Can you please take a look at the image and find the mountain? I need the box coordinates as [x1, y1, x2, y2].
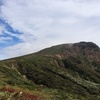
[0, 41, 100, 100]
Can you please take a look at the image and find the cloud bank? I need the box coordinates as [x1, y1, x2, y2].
[0, 0, 100, 59]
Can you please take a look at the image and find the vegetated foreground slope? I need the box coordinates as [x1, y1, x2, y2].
[0, 41, 100, 100]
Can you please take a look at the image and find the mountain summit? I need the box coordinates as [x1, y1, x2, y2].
[73, 41, 99, 49]
[0, 41, 100, 100]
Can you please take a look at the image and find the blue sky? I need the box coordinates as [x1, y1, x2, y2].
[0, 0, 100, 60]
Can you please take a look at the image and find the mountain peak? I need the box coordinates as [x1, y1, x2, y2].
[73, 41, 99, 49]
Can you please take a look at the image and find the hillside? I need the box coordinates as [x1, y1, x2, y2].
[0, 41, 100, 100]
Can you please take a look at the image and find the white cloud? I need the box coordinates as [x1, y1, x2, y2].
[0, 24, 13, 42]
[0, 0, 100, 59]
[0, 36, 12, 43]
[0, 24, 5, 34]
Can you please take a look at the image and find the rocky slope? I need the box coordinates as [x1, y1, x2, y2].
[0, 41, 100, 99]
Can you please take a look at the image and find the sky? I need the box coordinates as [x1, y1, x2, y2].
[0, 0, 100, 60]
